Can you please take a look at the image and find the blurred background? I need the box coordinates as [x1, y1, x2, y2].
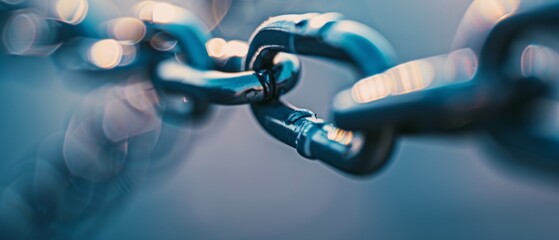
[2, 0, 559, 239]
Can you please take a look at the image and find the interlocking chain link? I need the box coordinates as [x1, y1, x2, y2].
[2, 1, 559, 238]
[333, 2, 559, 161]
[244, 13, 397, 175]
[1, 0, 558, 177]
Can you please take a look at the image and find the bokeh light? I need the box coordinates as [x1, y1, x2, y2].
[109, 17, 146, 44]
[521, 44, 559, 81]
[55, 0, 88, 25]
[88, 39, 123, 69]
[206, 38, 248, 58]
[224, 40, 248, 57]
[118, 43, 138, 67]
[150, 32, 178, 51]
[135, 1, 179, 24]
[135, 1, 157, 21]
[2, 11, 61, 56]
[152, 2, 177, 24]
[206, 38, 227, 58]
[3, 12, 40, 55]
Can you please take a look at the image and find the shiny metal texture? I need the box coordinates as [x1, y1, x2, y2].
[0, 0, 558, 179]
[329, 2, 559, 167]
[4, 0, 559, 238]
[331, 3, 557, 135]
[245, 13, 397, 175]
[244, 12, 397, 76]
[138, 3, 212, 69]
[155, 52, 300, 105]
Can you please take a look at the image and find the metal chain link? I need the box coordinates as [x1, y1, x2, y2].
[1, 0, 558, 177]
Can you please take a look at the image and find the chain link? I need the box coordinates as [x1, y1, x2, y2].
[2, 1, 559, 237]
[244, 13, 397, 174]
[1, 0, 558, 177]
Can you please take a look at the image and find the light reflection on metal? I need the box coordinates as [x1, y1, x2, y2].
[389, 60, 435, 95]
[351, 59, 435, 103]
[308, 13, 342, 29]
[521, 44, 559, 81]
[155, 52, 300, 105]
[350, 49, 478, 104]
[206, 38, 248, 58]
[324, 125, 354, 145]
[55, 0, 88, 25]
[351, 74, 392, 103]
[246, 13, 396, 175]
[134, 0, 213, 70]
[88, 39, 123, 69]
[224, 40, 248, 57]
[478, 0, 520, 23]
[443, 48, 478, 83]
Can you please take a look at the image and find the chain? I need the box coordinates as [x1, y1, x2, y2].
[333, 2, 559, 161]
[1, 0, 559, 177]
[2, 0, 559, 238]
